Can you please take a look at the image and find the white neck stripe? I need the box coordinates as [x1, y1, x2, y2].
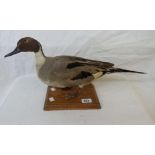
[35, 48, 46, 70]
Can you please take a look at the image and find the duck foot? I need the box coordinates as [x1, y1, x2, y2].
[61, 87, 79, 99]
[65, 92, 79, 99]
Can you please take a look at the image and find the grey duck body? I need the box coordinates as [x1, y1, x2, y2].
[37, 55, 113, 88]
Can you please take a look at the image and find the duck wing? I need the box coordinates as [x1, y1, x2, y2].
[60, 55, 114, 69]
[54, 56, 114, 82]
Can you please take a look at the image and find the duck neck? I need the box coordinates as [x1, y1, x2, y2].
[35, 47, 46, 70]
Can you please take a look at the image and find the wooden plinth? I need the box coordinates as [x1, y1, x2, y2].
[44, 84, 101, 110]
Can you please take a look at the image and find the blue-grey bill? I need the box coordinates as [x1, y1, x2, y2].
[4, 48, 21, 58]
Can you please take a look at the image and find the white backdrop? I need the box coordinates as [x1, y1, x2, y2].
[0, 30, 155, 124]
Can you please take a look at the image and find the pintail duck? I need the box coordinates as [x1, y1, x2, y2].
[4, 37, 145, 89]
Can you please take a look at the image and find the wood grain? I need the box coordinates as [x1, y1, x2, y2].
[44, 84, 101, 110]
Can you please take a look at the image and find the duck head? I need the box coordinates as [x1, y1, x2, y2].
[4, 37, 41, 58]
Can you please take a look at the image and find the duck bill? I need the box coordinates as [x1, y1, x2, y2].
[4, 48, 21, 58]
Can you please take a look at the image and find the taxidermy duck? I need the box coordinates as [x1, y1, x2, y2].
[4, 37, 145, 93]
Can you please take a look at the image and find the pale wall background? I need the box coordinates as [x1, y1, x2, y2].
[0, 30, 155, 124]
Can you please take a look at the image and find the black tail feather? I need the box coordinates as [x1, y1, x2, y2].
[106, 68, 146, 74]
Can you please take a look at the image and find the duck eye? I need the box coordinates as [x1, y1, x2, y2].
[24, 39, 30, 43]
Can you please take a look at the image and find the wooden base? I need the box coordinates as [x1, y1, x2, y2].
[44, 84, 101, 110]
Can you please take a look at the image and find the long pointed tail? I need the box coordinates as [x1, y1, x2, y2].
[106, 68, 146, 74]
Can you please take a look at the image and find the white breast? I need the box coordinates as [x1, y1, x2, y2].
[35, 49, 46, 71]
